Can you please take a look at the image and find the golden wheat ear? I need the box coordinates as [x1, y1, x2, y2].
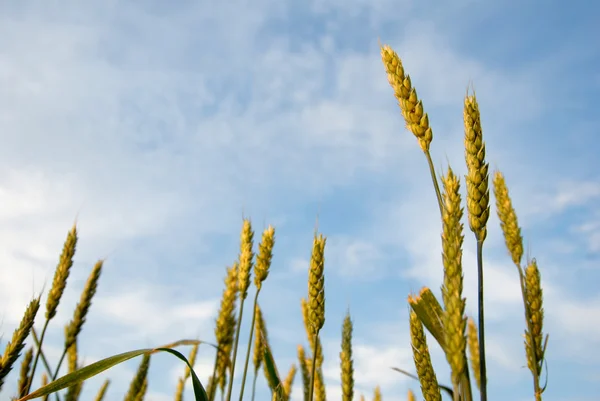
[409, 310, 442, 401]
[340, 312, 354, 401]
[0, 297, 40, 390]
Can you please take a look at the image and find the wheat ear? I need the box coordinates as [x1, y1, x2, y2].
[409, 309, 441, 401]
[124, 354, 150, 401]
[210, 263, 238, 401]
[493, 171, 544, 400]
[26, 224, 78, 395]
[51, 260, 103, 384]
[282, 364, 297, 401]
[297, 346, 310, 401]
[524, 259, 546, 401]
[0, 297, 40, 390]
[440, 168, 467, 401]
[307, 233, 326, 401]
[373, 386, 382, 401]
[492, 172, 523, 266]
[251, 305, 268, 401]
[93, 380, 110, 401]
[380, 43, 443, 214]
[64, 337, 82, 401]
[407, 389, 416, 401]
[466, 318, 481, 390]
[301, 298, 323, 368]
[340, 312, 354, 401]
[463, 91, 490, 401]
[16, 347, 34, 398]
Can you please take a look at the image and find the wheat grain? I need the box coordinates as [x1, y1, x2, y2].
[524, 259, 545, 378]
[440, 167, 467, 393]
[493, 171, 524, 266]
[464, 92, 490, 242]
[254, 226, 275, 290]
[133, 378, 147, 401]
[410, 310, 441, 401]
[467, 318, 481, 390]
[238, 219, 255, 299]
[283, 364, 297, 401]
[46, 224, 78, 321]
[297, 346, 310, 401]
[93, 380, 110, 401]
[301, 298, 323, 367]
[16, 347, 33, 398]
[308, 234, 326, 335]
[124, 354, 150, 401]
[380, 45, 433, 152]
[64, 339, 82, 401]
[314, 366, 326, 401]
[340, 312, 354, 401]
[213, 263, 238, 399]
[0, 297, 40, 389]
[65, 260, 103, 349]
[373, 386, 382, 401]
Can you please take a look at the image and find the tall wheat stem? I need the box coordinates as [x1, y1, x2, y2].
[475, 242, 487, 401]
[308, 333, 319, 401]
[237, 291, 260, 401]
[225, 300, 246, 401]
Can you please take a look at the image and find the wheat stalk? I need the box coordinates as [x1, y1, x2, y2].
[339, 312, 354, 401]
[225, 219, 255, 401]
[464, 91, 490, 401]
[493, 170, 545, 400]
[239, 225, 276, 401]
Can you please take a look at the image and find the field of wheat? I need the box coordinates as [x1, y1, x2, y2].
[0, 43, 551, 401]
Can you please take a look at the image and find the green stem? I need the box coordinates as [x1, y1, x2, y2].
[238, 290, 260, 401]
[25, 320, 51, 395]
[476, 240, 488, 401]
[225, 296, 247, 401]
[307, 332, 319, 401]
[31, 328, 56, 383]
[251, 370, 258, 401]
[425, 151, 444, 217]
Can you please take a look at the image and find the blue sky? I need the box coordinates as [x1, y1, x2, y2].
[0, 1, 598, 400]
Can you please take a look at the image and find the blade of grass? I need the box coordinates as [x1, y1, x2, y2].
[18, 343, 209, 401]
[391, 368, 453, 399]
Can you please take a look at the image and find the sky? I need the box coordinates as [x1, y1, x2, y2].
[0, 0, 599, 400]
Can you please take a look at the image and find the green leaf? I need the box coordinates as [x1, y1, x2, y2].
[263, 345, 285, 401]
[18, 341, 209, 401]
[409, 288, 446, 352]
[391, 367, 454, 399]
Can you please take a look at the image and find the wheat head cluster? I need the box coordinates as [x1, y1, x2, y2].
[0, 44, 548, 401]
